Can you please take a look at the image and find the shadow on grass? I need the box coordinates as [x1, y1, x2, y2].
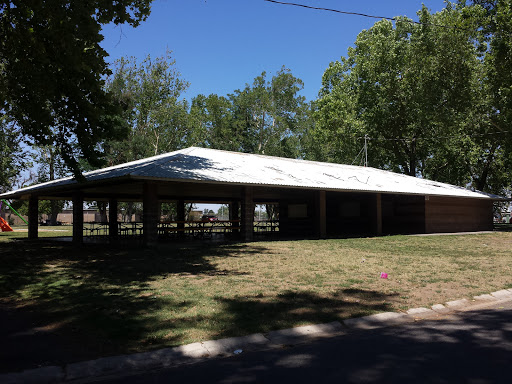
[211, 288, 396, 338]
[0, 239, 396, 373]
[0, 240, 262, 372]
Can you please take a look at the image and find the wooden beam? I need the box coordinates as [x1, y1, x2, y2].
[373, 193, 382, 236]
[230, 200, 240, 236]
[28, 195, 38, 240]
[316, 190, 327, 239]
[241, 187, 254, 242]
[143, 182, 159, 246]
[72, 192, 84, 245]
[108, 198, 118, 243]
[177, 199, 185, 238]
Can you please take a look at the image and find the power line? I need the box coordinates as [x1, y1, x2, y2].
[264, 0, 394, 21]
[263, 0, 471, 31]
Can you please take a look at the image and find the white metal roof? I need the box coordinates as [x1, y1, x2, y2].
[0, 146, 503, 199]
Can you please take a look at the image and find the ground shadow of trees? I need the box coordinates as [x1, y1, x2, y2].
[0, 239, 396, 373]
[212, 289, 395, 339]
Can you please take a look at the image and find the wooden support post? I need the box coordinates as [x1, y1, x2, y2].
[109, 198, 118, 243]
[143, 182, 159, 246]
[229, 200, 240, 235]
[177, 199, 185, 238]
[315, 190, 327, 239]
[241, 187, 254, 242]
[372, 193, 383, 236]
[72, 192, 84, 245]
[28, 195, 39, 240]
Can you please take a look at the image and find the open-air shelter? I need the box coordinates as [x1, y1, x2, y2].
[0, 147, 505, 245]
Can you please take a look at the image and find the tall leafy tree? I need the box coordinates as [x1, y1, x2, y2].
[311, 4, 511, 193]
[230, 67, 308, 158]
[457, 0, 512, 193]
[189, 94, 239, 151]
[0, 0, 153, 178]
[104, 52, 190, 165]
[190, 67, 309, 158]
[0, 116, 29, 193]
[33, 146, 67, 224]
[104, 52, 191, 222]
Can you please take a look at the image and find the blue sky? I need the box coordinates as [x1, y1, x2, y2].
[101, 0, 448, 102]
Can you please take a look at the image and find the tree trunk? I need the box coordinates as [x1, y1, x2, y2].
[474, 145, 497, 192]
[408, 137, 417, 177]
[49, 200, 59, 225]
[98, 201, 108, 222]
[126, 202, 133, 222]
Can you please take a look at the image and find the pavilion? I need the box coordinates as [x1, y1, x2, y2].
[0, 147, 504, 245]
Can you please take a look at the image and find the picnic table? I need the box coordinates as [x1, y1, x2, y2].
[159, 220, 241, 238]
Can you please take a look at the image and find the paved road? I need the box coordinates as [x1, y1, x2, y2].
[98, 300, 512, 384]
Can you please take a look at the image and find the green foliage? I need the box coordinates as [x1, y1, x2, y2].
[230, 67, 308, 157]
[104, 52, 190, 164]
[217, 205, 229, 219]
[311, 3, 512, 194]
[190, 94, 237, 151]
[0, 0, 153, 178]
[191, 67, 309, 158]
[0, 117, 29, 193]
[458, 0, 512, 192]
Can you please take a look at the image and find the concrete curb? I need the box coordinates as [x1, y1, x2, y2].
[266, 321, 346, 346]
[2, 290, 512, 383]
[343, 312, 411, 330]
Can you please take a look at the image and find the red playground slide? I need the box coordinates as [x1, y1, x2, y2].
[0, 217, 13, 232]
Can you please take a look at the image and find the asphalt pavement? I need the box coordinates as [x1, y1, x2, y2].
[96, 299, 512, 384]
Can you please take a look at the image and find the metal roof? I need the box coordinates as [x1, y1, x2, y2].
[0, 146, 504, 200]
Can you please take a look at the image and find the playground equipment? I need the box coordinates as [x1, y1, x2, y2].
[0, 217, 13, 232]
[0, 199, 29, 231]
[0, 201, 13, 232]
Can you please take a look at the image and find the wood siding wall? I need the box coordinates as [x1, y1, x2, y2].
[425, 196, 493, 233]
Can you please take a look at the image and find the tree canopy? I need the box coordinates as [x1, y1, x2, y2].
[0, 0, 153, 178]
[0, 116, 29, 193]
[191, 67, 309, 158]
[104, 52, 190, 165]
[310, 2, 512, 194]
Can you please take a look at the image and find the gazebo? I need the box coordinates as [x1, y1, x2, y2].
[0, 147, 504, 245]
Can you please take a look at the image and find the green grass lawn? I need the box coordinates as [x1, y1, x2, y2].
[1, 231, 511, 359]
[0, 225, 73, 239]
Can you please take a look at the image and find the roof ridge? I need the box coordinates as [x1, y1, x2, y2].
[190, 146, 371, 170]
[83, 147, 193, 178]
[130, 148, 195, 177]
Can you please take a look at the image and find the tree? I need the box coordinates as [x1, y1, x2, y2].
[189, 67, 309, 158]
[456, 0, 512, 193]
[217, 204, 229, 220]
[104, 52, 191, 165]
[103, 53, 192, 223]
[33, 145, 67, 224]
[0, 0, 153, 178]
[311, 4, 511, 193]
[189, 94, 239, 151]
[230, 67, 308, 158]
[0, 116, 29, 193]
